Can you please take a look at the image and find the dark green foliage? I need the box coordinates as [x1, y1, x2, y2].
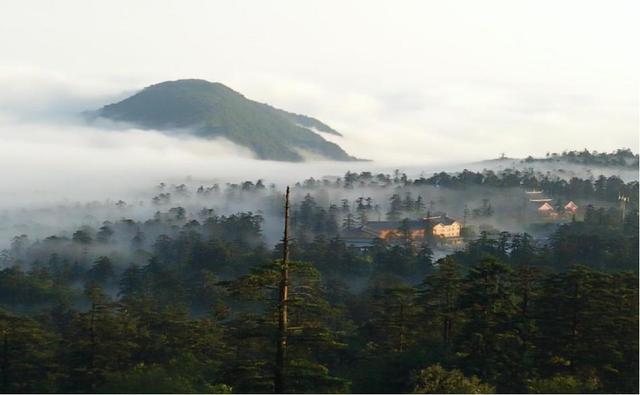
[0, 310, 59, 393]
[0, 187, 637, 393]
[550, 208, 638, 271]
[527, 374, 600, 393]
[99, 356, 232, 394]
[0, 266, 72, 311]
[418, 257, 463, 346]
[294, 236, 371, 278]
[456, 259, 520, 391]
[412, 364, 495, 393]
[535, 267, 639, 393]
[222, 260, 350, 393]
[526, 148, 639, 168]
[85, 256, 115, 286]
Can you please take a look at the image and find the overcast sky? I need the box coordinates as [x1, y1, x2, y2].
[0, 0, 638, 165]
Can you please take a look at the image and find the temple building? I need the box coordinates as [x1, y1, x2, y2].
[538, 202, 555, 214]
[564, 201, 578, 213]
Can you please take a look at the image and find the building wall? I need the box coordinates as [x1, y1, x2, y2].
[376, 229, 425, 239]
[375, 221, 460, 240]
[433, 222, 461, 238]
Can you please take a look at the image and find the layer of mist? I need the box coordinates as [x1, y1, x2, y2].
[1, 76, 637, 251]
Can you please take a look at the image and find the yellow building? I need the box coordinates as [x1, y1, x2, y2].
[432, 218, 461, 238]
[362, 215, 461, 240]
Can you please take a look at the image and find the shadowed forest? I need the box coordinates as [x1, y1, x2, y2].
[0, 162, 638, 393]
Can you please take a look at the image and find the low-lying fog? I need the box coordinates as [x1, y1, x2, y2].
[2, 115, 636, 208]
[1, 77, 637, 250]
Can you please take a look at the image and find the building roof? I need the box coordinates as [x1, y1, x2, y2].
[538, 202, 554, 211]
[343, 238, 375, 248]
[565, 201, 578, 210]
[423, 211, 447, 219]
[434, 216, 457, 226]
[363, 221, 423, 232]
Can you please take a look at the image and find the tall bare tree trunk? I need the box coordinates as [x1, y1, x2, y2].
[1, 329, 8, 393]
[275, 186, 290, 393]
[399, 303, 405, 352]
[89, 298, 97, 393]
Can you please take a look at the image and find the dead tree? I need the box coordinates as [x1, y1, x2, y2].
[1, 328, 8, 393]
[275, 186, 290, 393]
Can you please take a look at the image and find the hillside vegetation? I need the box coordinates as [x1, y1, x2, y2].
[96, 79, 356, 162]
[523, 148, 638, 167]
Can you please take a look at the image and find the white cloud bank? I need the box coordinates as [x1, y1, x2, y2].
[0, 0, 637, 207]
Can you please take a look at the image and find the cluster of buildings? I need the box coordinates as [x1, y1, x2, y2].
[338, 190, 581, 251]
[342, 214, 462, 250]
[528, 189, 579, 219]
[537, 200, 578, 218]
[525, 190, 578, 219]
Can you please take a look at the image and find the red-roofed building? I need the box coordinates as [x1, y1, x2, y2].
[564, 201, 578, 213]
[538, 202, 554, 213]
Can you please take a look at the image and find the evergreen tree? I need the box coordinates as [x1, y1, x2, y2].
[412, 364, 495, 394]
[457, 258, 519, 391]
[418, 257, 463, 347]
[387, 194, 403, 221]
[61, 285, 136, 392]
[0, 310, 59, 393]
[223, 261, 350, 393]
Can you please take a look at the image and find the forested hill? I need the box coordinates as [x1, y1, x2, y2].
[522, 148, 639, 167]
[94, 79, 357, 162]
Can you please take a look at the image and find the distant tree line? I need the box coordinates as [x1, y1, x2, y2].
[291, 169, 638, 206]
[524, 148, 639, 168]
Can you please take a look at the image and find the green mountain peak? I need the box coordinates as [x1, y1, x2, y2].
[95, 79, 357, 162]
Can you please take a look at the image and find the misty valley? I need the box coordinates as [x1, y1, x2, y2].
[1, 1, 638, 393]
[0, 151, 638, 393]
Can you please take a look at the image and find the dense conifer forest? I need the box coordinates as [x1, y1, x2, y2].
[0, 167, 637, 393]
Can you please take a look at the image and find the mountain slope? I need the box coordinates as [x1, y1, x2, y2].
[95, 79, 355, 161]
